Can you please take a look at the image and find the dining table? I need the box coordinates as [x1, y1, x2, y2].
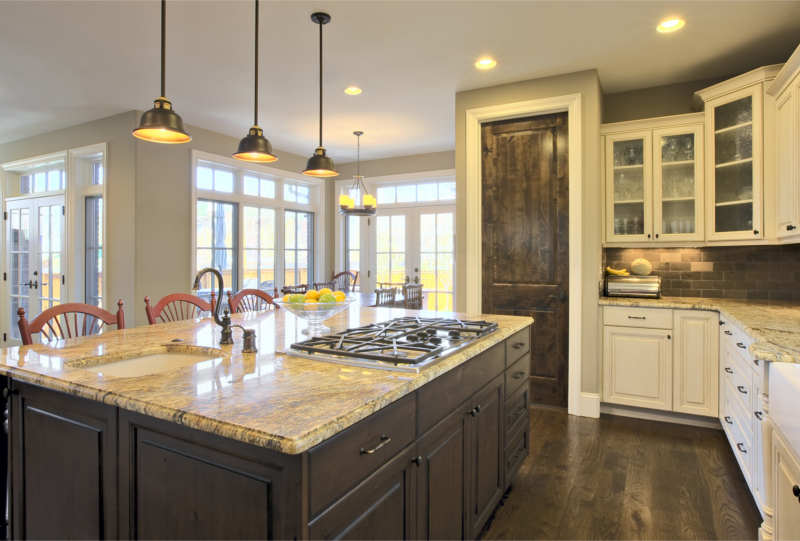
[350, 291, 425, 308]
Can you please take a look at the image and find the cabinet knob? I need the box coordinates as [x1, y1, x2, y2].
[470, 405, 482, 417]
[648, 234, 651, 239]
[754, 230, 760, 235]
[793, 485, 799, 497]
[787, 225, 796, 231]
[655, 234, 659, 239]
[667, 335, 671, 340]
[412, 456, 422, 466]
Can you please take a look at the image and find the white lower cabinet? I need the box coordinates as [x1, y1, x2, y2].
[773, 432, 800, 541]
[602, 307, 718, 417]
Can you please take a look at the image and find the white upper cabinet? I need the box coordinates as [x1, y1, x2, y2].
[602, 114, 704, 245]
[693, 65, 783, 242]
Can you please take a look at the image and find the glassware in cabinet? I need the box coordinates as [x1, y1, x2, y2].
[605, 132, 652, 243]
[653, 126, 704, 241]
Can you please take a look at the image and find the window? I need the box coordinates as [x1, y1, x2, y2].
[284, 210, 313, 286]
[345, 215, 360, 291]
[91, 162, 104, 185]
[20, 169, 65, 194]
[375, 215, 405, 286]
[196, 200, 238, 302]
[375, 180, 455, 205]
[243, 174, 276, 198]
[197, 164, 234, 193]
[284, 183, 310, 204]
[243, 207, 276, 291]
[85, 196, 103, 307]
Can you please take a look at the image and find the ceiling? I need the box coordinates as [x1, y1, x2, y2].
[2, 1, 800, 162]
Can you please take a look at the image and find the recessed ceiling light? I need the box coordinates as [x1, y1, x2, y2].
[344, 87, 362, 95]
[475, 58, 497, 69]
[657, 19, 685, 32]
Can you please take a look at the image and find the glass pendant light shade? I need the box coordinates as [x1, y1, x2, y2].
[234, 126, 277, 163]
[304, 147, 338, 177]
[132, 0, 191, 144]
[340, 132, 376, 217]
[133, 98, 191, 143]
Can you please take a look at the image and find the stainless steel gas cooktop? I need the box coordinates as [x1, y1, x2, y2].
[282, 316, 499, 373]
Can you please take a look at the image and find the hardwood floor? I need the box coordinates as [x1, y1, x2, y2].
[481, 407, 762, 540]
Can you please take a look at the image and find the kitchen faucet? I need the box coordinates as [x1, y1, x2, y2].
[192, 267, 234, 345]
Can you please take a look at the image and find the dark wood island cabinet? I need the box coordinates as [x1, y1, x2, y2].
[4, 326, 531, 540]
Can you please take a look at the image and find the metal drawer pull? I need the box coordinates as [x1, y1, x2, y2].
[737, 443, 747, 453]
[513, 342, 525, 350]
[512, 406, 525, 416]
[724, 416, 733, 424]
[360, 435, 391, 455]
[724, 331, 733, 336]
[737, 386, 747, 394]
[628, 316, 646, 320]
[755, 411, 763, 420]
[754, 360, 760, 366]
[725, 367, 733, 374]
[512, 450, 524, 459]
[513, 371, 526, 380]
[737, 342, 746, 349]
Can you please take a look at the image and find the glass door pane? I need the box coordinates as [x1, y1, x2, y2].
[375, 214, 406, 287]
[419, 209, 454, 311]
[713, 96, 755, 233]
[38, 203, 63, 311]
[611, 138, 646, 237]
[7, 204, 31, 342]
[243, 206, 276, 293]
[284, 210, 313, 286]
[659, 132, 699, 238]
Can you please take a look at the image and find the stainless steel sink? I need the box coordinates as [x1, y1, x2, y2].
[70, 346, 224, 378]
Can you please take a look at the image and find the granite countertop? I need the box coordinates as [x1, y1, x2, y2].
[599, 296, 800, 364]
[0, 306, 532, 455]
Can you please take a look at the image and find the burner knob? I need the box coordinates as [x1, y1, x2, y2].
[426, 329, 437, 336]
[429, 337, 442, 345]
[448, 330, 461, 338]
[406, 335, 418, 342]
[416, 333, 428, 341]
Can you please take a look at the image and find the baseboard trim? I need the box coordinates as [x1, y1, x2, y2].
[600, 402, 722, 429]
[580, 392, 601, 418]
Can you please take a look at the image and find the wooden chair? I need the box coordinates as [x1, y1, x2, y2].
[403, 284, 423, 310]
[312, 281, 336, 291]
[374, 287, 397, 308]
[144, 291, 216, 325]
[17, 300, 125, 346]
[332, 271, 359, 292]
[280, 284, 308, 295]
[227, 289, 280, 314]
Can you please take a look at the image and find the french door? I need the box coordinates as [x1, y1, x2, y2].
[370, 205, 455, 311]
[5, 196, 66, 345]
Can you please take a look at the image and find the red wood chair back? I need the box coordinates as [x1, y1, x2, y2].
[144, 291, 216, 325]
[375, 287, 397, 308]
[227, 289, 279, 314]
[312, 281, 336, 291]
[403, 284, 423, 310]
[331, 271, 359, 292]
[280, 284, 308, 295]
[17, 300, 125, 346]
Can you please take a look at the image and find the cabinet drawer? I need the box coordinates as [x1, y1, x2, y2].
[504, 383, 529, 446]
[720, 316, 737, 347]
[724, 393, 752, 483]
[505, 354, 530, 400]
[603, 307, 673, 329]
[724, 343, 754, 416]
[308, 393, 416, 518]
[725, 380, 754, 438]
[734, 329, 763, 377]
[504, 423, 529, 489]
[505, 328, 530, 366]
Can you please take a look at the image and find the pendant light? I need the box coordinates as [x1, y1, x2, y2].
[303, 12, 338, 178]
[339, 132, 377, 217]
[132, 0, 192, 144]
[233, 0, 277, 163]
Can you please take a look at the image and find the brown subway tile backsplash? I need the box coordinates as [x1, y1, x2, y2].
[603, 245, 800, 301]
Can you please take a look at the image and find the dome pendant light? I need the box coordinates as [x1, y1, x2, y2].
[132, 0, 191, 144]
[339, 132, 377, 217]
[233, 0, 277, 163]
[303, 12, 338, 178]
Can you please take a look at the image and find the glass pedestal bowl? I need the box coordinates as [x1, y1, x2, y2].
[273, 298, 356, 336]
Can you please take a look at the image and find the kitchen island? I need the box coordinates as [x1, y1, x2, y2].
[0, 306, 532, 540]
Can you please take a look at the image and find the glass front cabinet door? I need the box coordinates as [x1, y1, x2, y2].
[604, 131, 652, 243]
[652, 125, 705, 242]
[704, 86, 764, 241]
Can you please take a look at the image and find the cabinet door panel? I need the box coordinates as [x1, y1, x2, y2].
[468, 374, 504, 539]
[11, 381, 117, 540]
[673, 310, 719, 417]
[603, 326, 672, 410]
[773, 432, 800, 541]
[775, 88, 797, 237]
[604, 131, 653, 243]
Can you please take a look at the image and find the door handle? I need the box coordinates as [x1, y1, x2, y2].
[413, 276, 419, 284]
[21, 280, 38, 290]
[548, 290, 567, 302]
[404, 276, 410, 284]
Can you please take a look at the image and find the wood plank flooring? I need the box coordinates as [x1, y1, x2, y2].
[481, 408, 762, 540]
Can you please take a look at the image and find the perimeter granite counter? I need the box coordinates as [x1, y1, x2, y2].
[599, 296, 800, 363]
[0, 306, 531, 454]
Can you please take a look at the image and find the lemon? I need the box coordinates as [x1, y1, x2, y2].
[333, 291, 346, 302]
[305, 299, 318, 310]
[319, 293, 336, 303]
[289, 294, 306, 304]
[305, 289, 320, 301]
[318, 288, 333, 296]
[283, 295, 291, 302]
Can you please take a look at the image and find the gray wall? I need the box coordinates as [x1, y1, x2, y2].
[602, 76, 733, 124]
[455, 69, 604, 396]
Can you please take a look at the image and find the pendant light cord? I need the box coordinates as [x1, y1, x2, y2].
[254, 0, 259, 126]
[161, 0, 166, 98]
[319, 19, 323, 147]
[357, 133, 361, 177]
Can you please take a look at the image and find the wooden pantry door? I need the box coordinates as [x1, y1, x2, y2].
[481, 113, 569, 408]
